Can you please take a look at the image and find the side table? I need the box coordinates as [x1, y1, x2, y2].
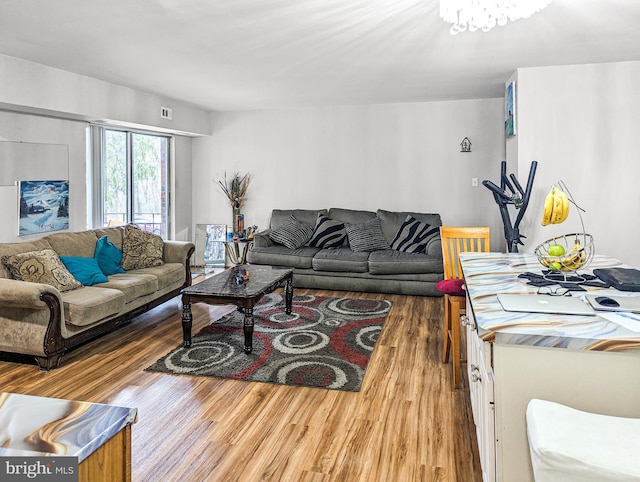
[225, 239, 253, 266]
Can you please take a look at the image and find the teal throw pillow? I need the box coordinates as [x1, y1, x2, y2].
[95, 235, 126, 275]
[60, 256, 108, 286]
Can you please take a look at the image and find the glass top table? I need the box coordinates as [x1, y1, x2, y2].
[180, 265, 293, 353]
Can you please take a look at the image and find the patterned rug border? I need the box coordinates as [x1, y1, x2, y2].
[145, 294, 392, 392]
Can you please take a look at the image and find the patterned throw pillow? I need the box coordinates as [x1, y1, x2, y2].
[269, 215, 314, 249]
[1, 249, 82, 292]
[390, 215, 439, 253]
[308, 213, 347, 249]
[121, 224, 165, 270]
[345, 218, 391, 252]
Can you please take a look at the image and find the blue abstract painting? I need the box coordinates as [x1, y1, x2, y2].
[505, 80, 516, 137]
[19, 180, 69, 235]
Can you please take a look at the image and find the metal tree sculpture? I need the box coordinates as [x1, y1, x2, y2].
[483, 160, 537, 253]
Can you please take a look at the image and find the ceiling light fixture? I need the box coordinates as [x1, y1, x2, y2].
[440, 0, 552, 35]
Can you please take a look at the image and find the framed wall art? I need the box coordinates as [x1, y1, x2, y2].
[505, 80, 517, 137]
[18, 180, 70, 236]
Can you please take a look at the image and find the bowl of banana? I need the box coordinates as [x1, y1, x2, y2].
[535, 233, 594, 272]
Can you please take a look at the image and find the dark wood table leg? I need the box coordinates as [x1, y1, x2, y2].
[284, 275, 293, 315]
[243, 306, 254, 353]
[181, 295, 192, 348]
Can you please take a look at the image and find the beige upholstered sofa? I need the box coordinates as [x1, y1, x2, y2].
[0, 225, 194, 370]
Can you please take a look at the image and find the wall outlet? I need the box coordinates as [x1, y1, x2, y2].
[160, 106, 173, 120]
[472, 177, 478, 187]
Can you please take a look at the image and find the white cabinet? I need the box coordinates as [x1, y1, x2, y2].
[465, 304, 495, 482]
[466, 306, 640, 482]
[460, 253, 640, 482]
[492, 343, 640, 482]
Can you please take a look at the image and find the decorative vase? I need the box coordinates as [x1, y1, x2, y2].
[232, 207, 243, 237]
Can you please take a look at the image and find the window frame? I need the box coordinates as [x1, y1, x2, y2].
[89, 124, 172, 236]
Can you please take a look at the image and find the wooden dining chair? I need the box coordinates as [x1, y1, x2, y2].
[439, 226, 490, 389]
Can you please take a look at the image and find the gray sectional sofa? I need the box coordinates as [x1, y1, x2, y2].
[0, 225, 194, 370]
[247, 208, 444, 296]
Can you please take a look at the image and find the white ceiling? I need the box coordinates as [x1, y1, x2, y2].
[1, 0, 639, 111]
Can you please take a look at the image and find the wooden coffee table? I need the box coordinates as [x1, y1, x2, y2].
[180, 265, 293, 353]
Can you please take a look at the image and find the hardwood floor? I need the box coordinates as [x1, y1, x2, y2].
[0, 288, 482, 482]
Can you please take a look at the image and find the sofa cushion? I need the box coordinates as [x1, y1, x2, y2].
[390, 215, 440, 254]
[328, 208, 376, 225]
[92, 227, 124, 249]
[0, 239, 53, 279]
[131, 263, 185, 291]
[368, 250, 444, 275]
[59, 256, 108, 286]
[121, 224, 164, 270]
[61, 286, 125, 327]
[311, 248, 370, 273]
[377, 210, 442, 244]
[247, 245, 320, 269]
[97, 272, 159, 304]
[45, 231, 99, 258]
[269, 215, 314, 249]
[308, 213, 347, 249]
[270, 209, 328, 229]
[345, 218, 391, 252]
[2, 249, 82, 292]
[94, 235, 126, 275]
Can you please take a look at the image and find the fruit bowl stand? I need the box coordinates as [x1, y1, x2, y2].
[535, 233, 594, 276]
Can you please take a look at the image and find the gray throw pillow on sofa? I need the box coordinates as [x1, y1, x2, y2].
[308, 213, 347, 249]
[345, 218, 391, 252]
[391, 215, 439, 253]
[269, 215, 314, 249]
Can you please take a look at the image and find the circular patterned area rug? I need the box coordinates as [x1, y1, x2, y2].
[146, 294, 392, 391]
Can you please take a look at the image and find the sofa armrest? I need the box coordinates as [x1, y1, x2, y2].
[251, 230, 275, 248]
[0, 278, 62, 310]
[0, 277, 66, 368]
[426, 237, 442, 257]
[163, 241, 195, 264]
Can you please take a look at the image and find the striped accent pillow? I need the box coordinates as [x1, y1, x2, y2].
[269, 215, 314, 249]
[390, 215, 439, 253]
[345, 218, 391, 252]
[308, 214, 346, 248]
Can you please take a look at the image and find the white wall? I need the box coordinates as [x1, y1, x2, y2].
[514, 61, 640, 266]
[0, 53, 211, 137]
[0, 110, 195, 243]
[172, 135, 193, 241]
[0, 53, 212, 243]
[192, 99, 507, 249]
[0, 112, 87, 242]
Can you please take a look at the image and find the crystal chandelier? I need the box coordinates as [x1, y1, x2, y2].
[440, 0, 552, 35]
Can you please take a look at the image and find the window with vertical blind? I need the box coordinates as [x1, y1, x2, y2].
[89, 125, 170, 238]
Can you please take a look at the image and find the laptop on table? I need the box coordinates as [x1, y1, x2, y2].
[497, 293, 596, 316]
